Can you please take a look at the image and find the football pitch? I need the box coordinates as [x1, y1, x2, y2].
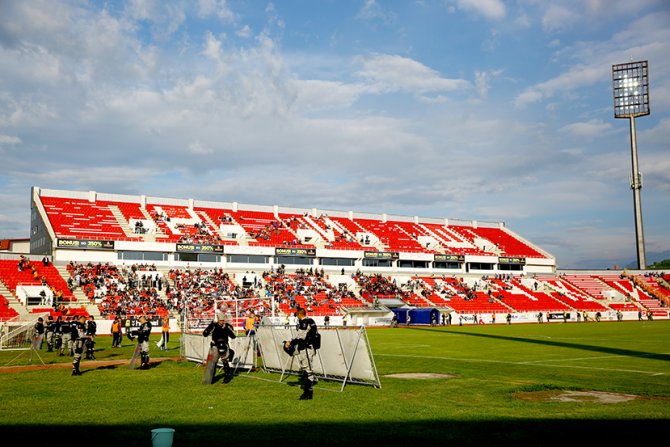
[1, 320, 669, 446]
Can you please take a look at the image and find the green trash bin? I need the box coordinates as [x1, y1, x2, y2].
[151, 428, 175, 447]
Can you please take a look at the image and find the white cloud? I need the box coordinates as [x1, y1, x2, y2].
[560, 119, 613, 139]
[197, 0, 236, 22]
[236, 25, 252, 38]
[125, 0, 154, 21]
[542, 4, 579, 32]
[188, 141, 213, 155]
[515, 64, 607, 107]
[202, 31, 225, 68]
[356, 0, 396, 23]
[474, 69, 501, 98]
[456, 0, 506, 20]
[355, 54, 470, 94]
[0, 134, 21, 145]
[288, 79, 367, 112]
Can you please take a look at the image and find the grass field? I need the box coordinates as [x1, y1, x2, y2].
[1, 320, 669, 446]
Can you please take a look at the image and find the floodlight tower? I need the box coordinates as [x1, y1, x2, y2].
[612, 60, 650, 269]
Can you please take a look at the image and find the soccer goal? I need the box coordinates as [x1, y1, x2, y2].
[1, 313, 50, 366]
[0, 313, 48, 351]
[180, 299, 257, 371]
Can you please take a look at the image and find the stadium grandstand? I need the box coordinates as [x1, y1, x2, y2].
[0, 186, 668, 335]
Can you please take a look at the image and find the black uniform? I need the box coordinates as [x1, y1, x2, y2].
[285, 313, 320, 400]
[202, 320, 237, 378]
[59, 318, 73, 356]
[45, 316, 56, 351]
[71, 318, 87, 376]
[32, 318, 45, 350]
[53, 317, 64, 353]
[133, 319, 153, 369]
[85, 317, 97, 359]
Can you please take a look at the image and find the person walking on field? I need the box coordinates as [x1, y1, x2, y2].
[160, 317, 170, 351]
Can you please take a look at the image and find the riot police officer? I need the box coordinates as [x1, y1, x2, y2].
[283, 307, 320, 400]
[32, 317, 45, 350]
[71, 316, 88, 376]
[60, 317, 73, 356]
[202, 314, 237, 383]
[45, 315, 56, 352]
[53, 316, 64, 354]
[128, 315, 153, 369]
[85, 315, 97, 360]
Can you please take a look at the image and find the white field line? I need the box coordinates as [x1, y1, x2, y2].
[377, 353, 668, 376]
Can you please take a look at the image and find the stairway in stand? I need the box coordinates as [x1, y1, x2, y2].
[0, 279, 30, 317]
[109, 205, 139, 239]
[53, 264, 101, 317]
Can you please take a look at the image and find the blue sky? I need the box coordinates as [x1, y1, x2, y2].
[0, 0, 668, 269]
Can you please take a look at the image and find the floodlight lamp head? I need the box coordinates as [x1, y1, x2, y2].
[612, 60, 650, 118]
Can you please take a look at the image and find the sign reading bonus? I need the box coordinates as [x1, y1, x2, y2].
[434, 254, 465, 262]
[175, 243, 225, 253]
[57, 239, 115, 250]
[364, 251, 399, 260]
[275, 247, 316, 257]
[498, 257, 526, 265]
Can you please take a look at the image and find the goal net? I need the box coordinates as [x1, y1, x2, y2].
[180, 298, 257, 370]
[0, 313, 49, 351]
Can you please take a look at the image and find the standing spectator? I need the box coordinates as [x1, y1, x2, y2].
[244, 313, 256, 336]
[111, 317, 123, 348]
[161, 317, 170, 351]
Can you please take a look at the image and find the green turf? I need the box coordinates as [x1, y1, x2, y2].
[1, 321, 669, 446]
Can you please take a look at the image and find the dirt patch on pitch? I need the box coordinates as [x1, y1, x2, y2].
[384, 373, 457, 379]
[0, 357, 181, 373]
[516, 390, 639, 404]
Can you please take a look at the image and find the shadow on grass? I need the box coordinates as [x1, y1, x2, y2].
[409, 327, 670, 362]
[3, 419, 667, 446]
